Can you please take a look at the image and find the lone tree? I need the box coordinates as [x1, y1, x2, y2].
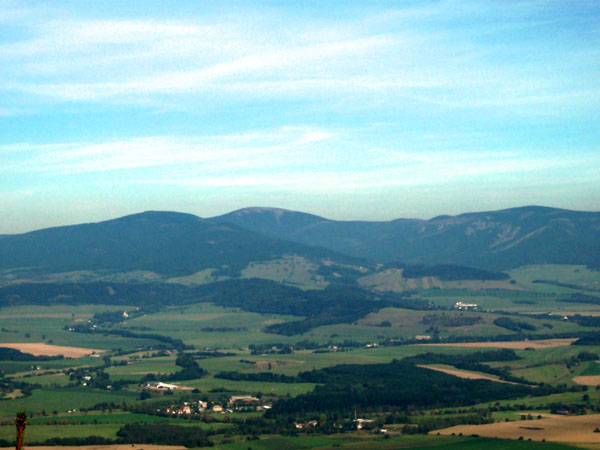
[15, 410, 28, 450]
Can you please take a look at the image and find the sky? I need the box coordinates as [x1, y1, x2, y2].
[1, 0, 599, 233]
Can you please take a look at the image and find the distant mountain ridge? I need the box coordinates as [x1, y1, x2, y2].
[0, 206, 598, 285]
[0, 210, 363, 283]
[214, 205, 600, 270]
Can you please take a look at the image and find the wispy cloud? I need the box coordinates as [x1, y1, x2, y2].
[2, 1, 597, 113]
[4, 125, 595, 193]
[2, 127, 336, 174]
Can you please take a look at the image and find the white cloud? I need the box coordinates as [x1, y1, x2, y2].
[2, 1, 596, 113]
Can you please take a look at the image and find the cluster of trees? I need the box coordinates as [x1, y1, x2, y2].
[200, 327, 248, 332]
[560, 293, 600, 305]
[402, 350, 534, 385]
[142, 353, 206, 382]
[0, 347, 64, 361]
[0, 282, 196, 308]
[420, 313, 483, 327]
[263, 359, 554, 417]
[493, 317, 537, 332]
[68, 324, 191, 350]
[217, 349, 530, 386]
[116, 423, 212, 447]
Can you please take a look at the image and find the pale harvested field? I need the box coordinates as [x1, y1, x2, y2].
[0, 342, 104, 357]
[420, 338, 576, 349]
[432, 413, 600, 443]
[573, 376, 600, 386]
[1, 445, 185, 450]
[418, 364, 519, 384]
[358, 268, 521, 292]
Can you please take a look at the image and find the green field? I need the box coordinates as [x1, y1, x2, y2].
[3, 264, 600, 448]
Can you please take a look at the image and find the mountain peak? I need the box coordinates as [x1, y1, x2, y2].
[230, 207, 292, 216]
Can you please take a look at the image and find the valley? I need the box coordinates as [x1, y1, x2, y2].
[1, 207, 600, 449]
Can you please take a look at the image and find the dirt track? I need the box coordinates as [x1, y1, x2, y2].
[0, 342, 104, 357]
[418, 364, 520, 384]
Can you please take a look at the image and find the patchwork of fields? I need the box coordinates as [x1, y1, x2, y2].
[1, 264, 600, 448]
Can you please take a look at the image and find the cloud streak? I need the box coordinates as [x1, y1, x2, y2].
[2, 1, 598, 113]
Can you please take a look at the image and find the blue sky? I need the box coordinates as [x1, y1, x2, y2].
[1, 0, 599, 233]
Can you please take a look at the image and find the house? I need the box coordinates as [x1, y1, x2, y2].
[454, 301, 478, 310]
[177, 405, 191, 415]
[228, 395, 259, 406]
[146, 381, 178, 390]
[355, 419, 375, 430]
[197, 401, 208, 410]
[212, 405, 223, 413]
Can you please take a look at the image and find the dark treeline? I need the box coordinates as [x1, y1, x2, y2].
[0, 282, 195, 307]
[6, 424, 213, 448]
[493, 317, 537, 332]
[215, 371, 297, 383]
[143, 353, 206, 382]
[0, 347, 64, 361]
[265, 360, 557, 417]
[69, 324, 191, 350]
[560, 293, 600, 305]
[200, 327, 248, 332]
[533, 279, 600, 293]
[402, 350, 534, 385]
[188, 350, 236, 359]
[2, 278, 432, 335]
[573, 335, 600, 345]
[192, 278, 433, 336]
[216, 349, 529, 385]
[420, 313, 483, 327]
[116, 423, 212, 447]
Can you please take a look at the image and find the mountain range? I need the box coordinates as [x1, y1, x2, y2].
[215, 205, 600, 270]
[1, 205, 598, 287]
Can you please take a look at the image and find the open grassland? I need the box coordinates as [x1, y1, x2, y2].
[105, 356, 178, 376]
[241, 255, 328, 289]
[0, 342, 104, 357]
[359, 268, 520, 293]
[509, 265, 600, 291]
[433, 413, 600, 444]
[418, 286, 600, 314]
[473, 388, 600, 410]
[0, 388, 138, 419]
[0, 423, 121, 441]
[0, 305, 155, 351]
[0, 356, 101, 375]
[482, 345, 600, 386]
[184, 375, 317, 396]
[25, 412, 214, 426]
[420, 338, 576, 350]
[193, 345, 482, 377]
[121, 303, 301, 348]
[16, 372, 71, 387]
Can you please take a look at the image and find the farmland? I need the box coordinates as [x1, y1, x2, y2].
[2, 263, 600, 448]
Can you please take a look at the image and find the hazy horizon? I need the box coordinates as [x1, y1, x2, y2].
[2, 1, 599, 234]
[3, 202, 599, 236]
